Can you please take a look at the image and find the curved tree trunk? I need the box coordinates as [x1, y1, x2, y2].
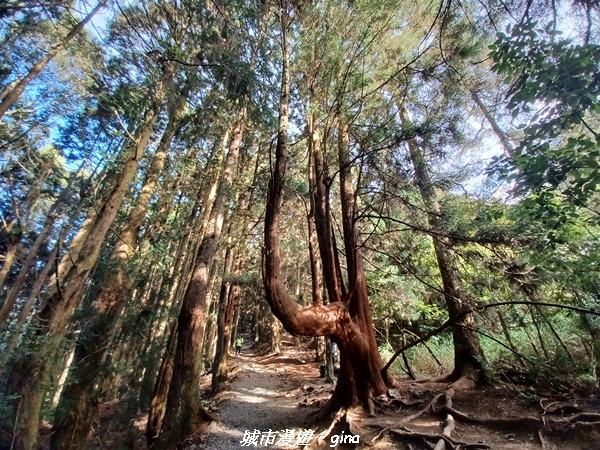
[262, 5, 387, 420]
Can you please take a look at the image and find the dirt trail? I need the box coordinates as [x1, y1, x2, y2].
[197, 346, 325, 450]
[194, 342, 600, 450]
[89, 341, 600, 450]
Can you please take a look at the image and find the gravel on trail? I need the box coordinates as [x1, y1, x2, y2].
[197, 348, 323, 450]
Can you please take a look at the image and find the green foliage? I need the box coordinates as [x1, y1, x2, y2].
[489, 21, 600, 212]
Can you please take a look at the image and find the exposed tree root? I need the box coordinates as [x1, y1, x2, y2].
[399, 375, 600, 450]
[401, 393, 444, 423]
[312, 406, 365, 448]
[371, 389, 422, 414]
[439, 406, 600, 429]
[412, 373, 454, 384]
[538, 430, 546, 450]
[431, 376, 471, 450]
[386, 427, 491, 449]
[313, 379, 600, 449]
[315, 408, 347, 446]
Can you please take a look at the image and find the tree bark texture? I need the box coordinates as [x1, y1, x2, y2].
[262, 7, 387, 418]
[50, 76, 188, 450]
[154, 108, 246, 448]
[147, 324, 178, 446]
[0, 64, 174, 450]
[400, 105, 486, 384]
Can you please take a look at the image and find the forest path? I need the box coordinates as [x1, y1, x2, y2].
[92, 339, 600, 450]
[196, 343, 326, 450]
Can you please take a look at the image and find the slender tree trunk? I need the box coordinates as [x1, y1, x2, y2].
[399, 105, 486, 385]
[147, 323, 178, 446]
[202, 285, 220, 363]
[0, 216, 54, 328]
[0, 242, 18, 293]
[470, 89, 513, 156]
[322, 121, 388, 414]
[146, 159, 224, 448]
[211, 280, 232, 357]
[0, 244, 56, 369]
[211, 244, 236, 393]
[155, 108, 246, 448]
[211, 152, 259, 391]
[0, 64, 174, 450]
[50, 76, 187, 450]
[231, 304, 240, 348]
[0, 1, 106, 121]
[271, 318, 281, 353]
[0, 159, 86, 329]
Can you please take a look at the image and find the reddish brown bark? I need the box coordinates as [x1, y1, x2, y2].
[153, 109, 246, 448]
[262, 7, 387, 419]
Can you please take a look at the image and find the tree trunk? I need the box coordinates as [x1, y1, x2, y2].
[212, 153, 259, 392]
[201, 282, 220, 364]
[0, 64, 174, 450]
[400, 105, 486, 385]
[271, 318, 281, 353]
[147, 324, 178, 446]
[0, 214, 54, 329]
[0, 244, 57, 369]
[154, 108, 245, 448]
[211, 245, 236, 393]
[0, 158, 86, 330]
[0, 241, 18, 294]
[470, 88, 513, 156]
[262, 6, 387, 419]
[50, 77, 187, 450]
[146, 156, 225, 447]
[0, 1, 106, 121]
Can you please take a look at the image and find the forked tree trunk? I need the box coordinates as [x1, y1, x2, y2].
[0, 64, 174, 450]
[330, 123, 386, 413]
[262, 5, 387, 419]
[153, 109, 246, 448]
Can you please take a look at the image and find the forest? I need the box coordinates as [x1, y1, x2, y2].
[1, 0, 600, 448]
